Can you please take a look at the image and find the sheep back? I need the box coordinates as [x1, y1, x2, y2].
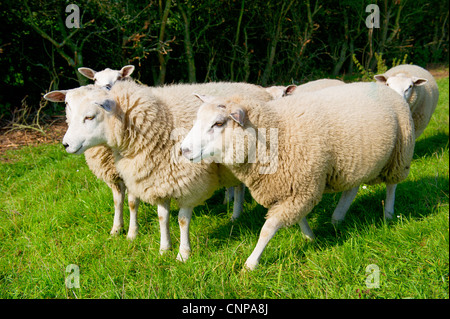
[292, 79, 345, 95]
[228, 82, 414, 226]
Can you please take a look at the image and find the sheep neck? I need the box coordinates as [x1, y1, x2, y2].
[224, 99, 282, 197]
[107, 92, 173, 162]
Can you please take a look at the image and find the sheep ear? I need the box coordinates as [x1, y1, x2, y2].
[412, 77, 428, 86]
[193, 93, 216, 103]
[78, 67, 97, 80]
[96, 99, 116, 113]
[374, 74, 388, 83]
[230, 108, 245, 126]
[119, 65, 135, 78]
[285, 84, 297, 95]
[44, 90, 67, 102]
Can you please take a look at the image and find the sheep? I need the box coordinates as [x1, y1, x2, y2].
[180, 82, 415, 269]
[264, 85, 297, 99]
[77, 64, 245, 239]
[374, 64, 439, 138]
[75, 65, 140, 239]
[78, 65, 135, 89]
[331, 65, 439, 225]
[80, 65, 247, 222]
[44, 80, 273, 262]
[264, 79, 345, 100]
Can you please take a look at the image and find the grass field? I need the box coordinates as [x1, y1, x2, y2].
[0, 78, 448, 299]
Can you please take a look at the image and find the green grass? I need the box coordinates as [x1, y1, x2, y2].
[0, 78, 448, 299]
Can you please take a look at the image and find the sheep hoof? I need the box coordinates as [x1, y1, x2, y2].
[331, 218, 344, 227]
[126, 227, 138, 241]
[243, 263, 257, 271]
[230, 215, 240, 222]
[302, 233, 315, 242]
[110, 225, 124, 236]
[176, 250, 190, 262]
[243, 260, 258, 271]
[384, 211, 394, 220]
[159, 247, 171, 255]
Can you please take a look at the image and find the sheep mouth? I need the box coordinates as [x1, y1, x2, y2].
[74, 145, 84, 154]
[68, 144, 84, 155]
[185, 151, 204, 163]
[181, 147, 202, 162]
[187, 152, 203, 163]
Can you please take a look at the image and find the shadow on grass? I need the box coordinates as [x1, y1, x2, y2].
[414, 132, 449, 159]
[204, 174, 449, 252]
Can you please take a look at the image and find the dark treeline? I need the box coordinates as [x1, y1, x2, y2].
[0, 0, 448, 120]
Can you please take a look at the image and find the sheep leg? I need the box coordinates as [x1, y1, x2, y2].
[331, 186, 359, 225]
[298, 218, 315, 241]
[177, 206, 193, 262]
[231, 183, 245, 221]
[126, 194, 140, 240]
[158, 199, 172, 254]
[223, 186, 235, 204]
[110, 181, 126, 236]
[244, 216, 283, 271]
[384, 184, 397, 220]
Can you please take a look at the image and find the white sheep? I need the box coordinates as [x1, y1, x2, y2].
[77, 64, 246, 239]
[264, 85, 297, 99]
[264, 79, 345, 100]
[80, 65, 246, 222]
[44, 80, 273, 261]
[78, 65, 135, 89]
[374, 64, 439, 138]
[76, 65, 139, 239]
[180, 82, 415, 269]
[332, 65, 439, 225]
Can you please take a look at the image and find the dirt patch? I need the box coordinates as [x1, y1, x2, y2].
[0, 117, 67, 159]
[427, 64, 449, 79]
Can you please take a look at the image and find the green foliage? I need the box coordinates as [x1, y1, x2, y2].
[0, 77, 448, 299]
[352, 52, 409, 81]
[1, 0, 449, 121]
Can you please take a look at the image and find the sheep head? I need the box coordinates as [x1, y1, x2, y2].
[264, 85, 297, 100]
[44, 86, 116, 154]
[78, 65, 135, 90]
[181, 94, 256, 165]
[374, 73, 427, 101]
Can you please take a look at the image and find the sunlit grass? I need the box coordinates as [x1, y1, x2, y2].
[0, 78, 448, 299]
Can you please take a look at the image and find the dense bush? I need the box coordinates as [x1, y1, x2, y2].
[0, 0, 448, 120]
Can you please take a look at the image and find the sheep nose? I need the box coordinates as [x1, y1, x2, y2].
[63, 142, 69, 149]
[180, 147, 191, 158]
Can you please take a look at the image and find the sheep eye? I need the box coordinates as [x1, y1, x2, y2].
[84, 115, 95, 121]
[105, 84, 112, 90]
[213, 121, 224, 128]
